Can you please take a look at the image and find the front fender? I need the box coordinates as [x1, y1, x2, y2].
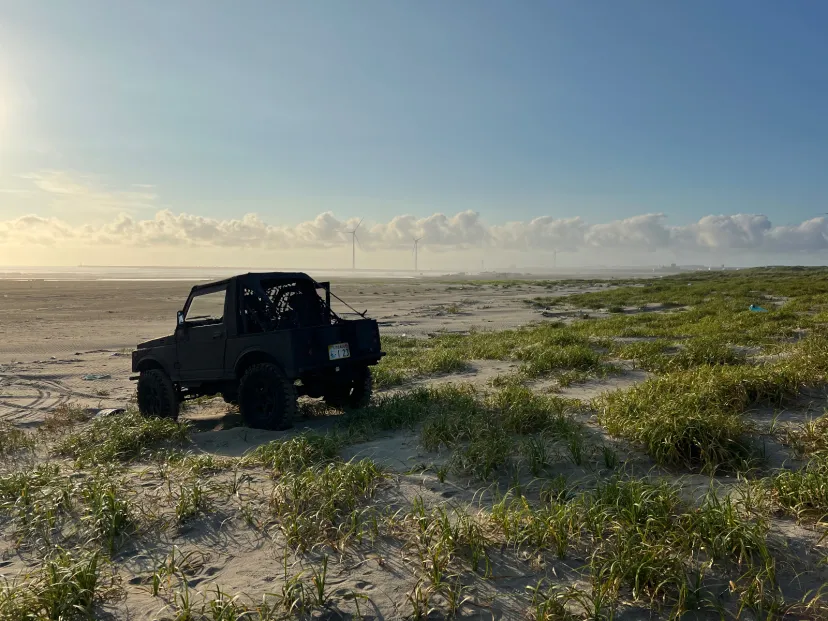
[132, 351, 174, 378]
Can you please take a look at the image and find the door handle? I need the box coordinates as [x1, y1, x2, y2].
[212, 331, 224, 339]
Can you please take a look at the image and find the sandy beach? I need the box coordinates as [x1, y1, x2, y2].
[2, 271, 826, 620]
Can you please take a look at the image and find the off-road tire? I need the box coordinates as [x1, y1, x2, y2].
[324, 367, 373, 410]
[238, 363, 297, 430]
[137, 369, 180, 420]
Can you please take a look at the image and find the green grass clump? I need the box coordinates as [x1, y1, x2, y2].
[441, 324, 590, 358]
[770, 452, 828, 519]
[393, 499, 492, 589]
[375, 325, 612, 388]
[0, 465, 140, 554]
[346, 384, 484, 441]
[80, 470, 136, 554]
[175, 480, 211, 524]
[785, 413, 828, 456]
[680, 489, 771, 569]
[614, 338, 745, 374]
[156, 450, 238, 474]
[343, 384, 583, 480]
[611, 339, 673, 367]
[597, 338, 828, 471]
[374, 337, 472, 388]
[423, 386, 582, 479]
[0, 549, 109, 620]
[244, 433, 342, 473]
[347, 384, 508, 477]
[487, 386, 580, 436]
[53, 412, 189, 464]
[580, 477, 685, 547]
[491, 494, 578, 559]
[597, 379, 754, 473]
[571, 299, 809, 347]
[552, 276, 816, 354]
[0, 464, 73, 543]
[545, 267, 828, 311]
[588, 526, 689, 605]
[450, 434, 515, 480]
[518, 343, 605, 377]
[235, 430, 385, 549]
[40, 403, 94, 436]
[269, 459, 385, 550]
[0, 423, 36, 456]
[528, 581, 616, 621]
[490, 477, 775, 616]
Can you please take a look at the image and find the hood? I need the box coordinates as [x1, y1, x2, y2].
[137, 334, 175, 349]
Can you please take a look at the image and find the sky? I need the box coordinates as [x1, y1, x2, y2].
[1, 1, 827, 269]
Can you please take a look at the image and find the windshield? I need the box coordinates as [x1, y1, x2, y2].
[185, 286, 227, 324]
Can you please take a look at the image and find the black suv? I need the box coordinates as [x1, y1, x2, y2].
[131, 272, 384, 429]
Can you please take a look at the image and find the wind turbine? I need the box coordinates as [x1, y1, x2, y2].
[413, 236, 423, 272]
[345, 218, 363, 270]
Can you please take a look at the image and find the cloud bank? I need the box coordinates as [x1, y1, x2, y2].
[3, 171, 823, 259]
[1, 209, 827, 255]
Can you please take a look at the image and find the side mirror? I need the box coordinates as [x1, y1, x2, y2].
[177, 311, 185, 327]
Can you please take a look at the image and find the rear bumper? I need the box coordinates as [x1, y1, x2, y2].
[296, 351, 385, 375]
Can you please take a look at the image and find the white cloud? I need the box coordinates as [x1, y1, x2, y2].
[585, 213, 672, 251]
[4, 170, 827, 258]
[765, 218, 828, 252]
[491, 216, 587, 251]
[1, 208, 828, 256]
[0, 214, 75, 246]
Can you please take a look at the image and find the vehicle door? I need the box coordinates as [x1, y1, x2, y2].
[176, 284, 229, 381]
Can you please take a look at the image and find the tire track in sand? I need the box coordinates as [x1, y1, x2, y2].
[0, 374, 74, 425]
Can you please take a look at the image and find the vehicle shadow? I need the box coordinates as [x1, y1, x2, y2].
[181, 398, 347, 456]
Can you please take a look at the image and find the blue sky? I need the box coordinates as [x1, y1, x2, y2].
[0, 1, 827, 266]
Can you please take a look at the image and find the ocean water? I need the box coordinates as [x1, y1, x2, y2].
[0, 266, 458, 281]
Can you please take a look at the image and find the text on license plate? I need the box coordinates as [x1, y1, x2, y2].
[328, 343, 351, 360]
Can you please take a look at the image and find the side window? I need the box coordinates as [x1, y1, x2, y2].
[185, 287, 227, 324]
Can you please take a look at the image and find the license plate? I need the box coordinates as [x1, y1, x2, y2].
[328, 342, 351, 360]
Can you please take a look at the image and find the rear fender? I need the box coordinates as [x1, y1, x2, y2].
[234, 349, 283, 379]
